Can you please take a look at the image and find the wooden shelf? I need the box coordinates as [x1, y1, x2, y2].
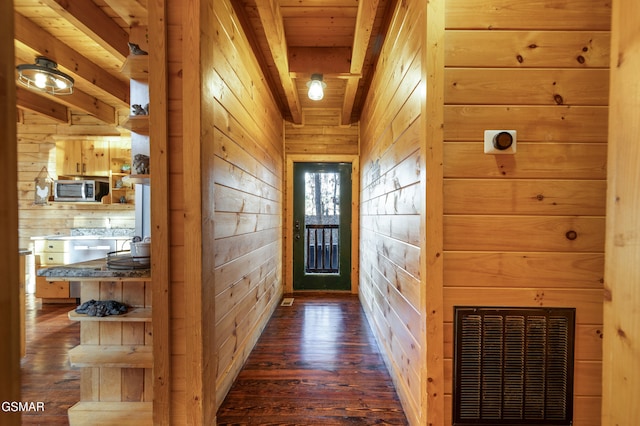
[69, 345, 152, 368]
[120, 55, 149, 80]
[123, 174, 150, 185]
[68, 307, 152, 322]
[68, 402, 152, 426]
[120, 115, 149, 134]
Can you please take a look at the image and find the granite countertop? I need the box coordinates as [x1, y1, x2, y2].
[19, 249, 32, 255]
[37, 257, 150, 281]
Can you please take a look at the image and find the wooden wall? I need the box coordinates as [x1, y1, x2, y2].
[443, 1, 610, 425]
[602, 0, 640, 423]
[211, 0, 284, 408]
[164, 0, 285, 422]
[358, 0, 425, 423]
[284, 108, 358, 155]
[1, 2, 20, 422]
[17, 111, 135, 251]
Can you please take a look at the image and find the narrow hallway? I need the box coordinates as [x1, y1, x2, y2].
[217, 293, 408, 425]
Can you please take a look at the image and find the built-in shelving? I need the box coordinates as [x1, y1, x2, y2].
[68, 307, 152, 322]
[68, 402, 152, 426]
[120, 55, 149, 80]
[120, 115, 149, 134]
[123, 174, 150, 185]
[69, 345, 152, 368]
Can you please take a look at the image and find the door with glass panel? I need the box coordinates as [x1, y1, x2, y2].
[293, 162, 351, 290]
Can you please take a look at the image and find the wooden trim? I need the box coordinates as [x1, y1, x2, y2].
[148, 0, 170, 423]
[0, 4, 20, 424]
[423, 0, 445, 423]
[285, 154, 360, 295]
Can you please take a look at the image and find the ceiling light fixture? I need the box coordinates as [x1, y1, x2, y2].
[16, 56, 74, 95]
[307, 73, 326, 101]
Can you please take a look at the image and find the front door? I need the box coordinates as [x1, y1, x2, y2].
[293, 162, 351, 290]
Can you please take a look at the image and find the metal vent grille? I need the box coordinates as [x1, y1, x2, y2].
[453, 307, 575, 425]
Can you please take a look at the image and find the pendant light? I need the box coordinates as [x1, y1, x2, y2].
[16, 56, 74, 95]
[306, 73, 326, 101]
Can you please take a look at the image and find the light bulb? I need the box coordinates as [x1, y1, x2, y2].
[34, 72, 47, 89]
[55, 78, 68, 90]
[307, 80, 324, 100]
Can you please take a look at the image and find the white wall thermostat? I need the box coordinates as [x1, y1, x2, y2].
[484, 130, 517, 154]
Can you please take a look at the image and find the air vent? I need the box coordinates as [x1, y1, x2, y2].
[453, 307, 575, 426]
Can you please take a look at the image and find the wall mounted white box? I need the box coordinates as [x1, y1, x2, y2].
[484, 130, 517, 154]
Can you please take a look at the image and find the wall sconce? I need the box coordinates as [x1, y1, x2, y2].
[307, 73, 326, 101]
[16, 56, 74, 95]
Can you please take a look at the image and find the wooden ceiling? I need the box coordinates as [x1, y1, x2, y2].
[13, 0, 395, 127]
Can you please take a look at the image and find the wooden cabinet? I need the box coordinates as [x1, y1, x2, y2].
[67, 279, 152, 425]
[56, 139, 110, 177]
[34, 239, 72, 301]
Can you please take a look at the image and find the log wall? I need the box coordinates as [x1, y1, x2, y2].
[358, 0, 426, 424]
[602, 0, 640, 423]
[443, 1, 610, 424]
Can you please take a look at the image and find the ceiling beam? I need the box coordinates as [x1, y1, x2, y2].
[254, 0, 302, 124]
[16, 87, 69, 124]
[342, 0, 380, 124]
[288, 47, 352, 75]
[37, 0, 130, 62]
[14, 13, 130, 108]
[101, 0, 148, 26]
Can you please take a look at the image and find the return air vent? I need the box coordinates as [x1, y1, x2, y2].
[453, 307, 575, 426]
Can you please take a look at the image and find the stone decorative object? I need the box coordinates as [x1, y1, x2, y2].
[128, 42, 148, 56]
[133, 154, 150, 174]
[76, 299, 128, 317]
[131, 103, 149, 115]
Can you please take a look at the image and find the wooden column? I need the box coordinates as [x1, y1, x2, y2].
[0, 1, 20, 424]
[602, 0, 640, 423]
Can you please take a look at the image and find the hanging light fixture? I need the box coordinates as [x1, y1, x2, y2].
[16, 56, 74, 95]
[306, 73, 326, 101]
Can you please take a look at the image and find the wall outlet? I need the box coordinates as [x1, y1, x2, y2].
[484, 130, 517, 154]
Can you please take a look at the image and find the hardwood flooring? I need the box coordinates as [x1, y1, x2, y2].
[216, 293, 408, 425]
[20, 296, 79, 426]
[18, 294, 407, 425]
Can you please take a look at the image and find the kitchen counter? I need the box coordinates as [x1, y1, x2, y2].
[37, 257, 150, 281]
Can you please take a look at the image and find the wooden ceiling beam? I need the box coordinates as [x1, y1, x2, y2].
[14, 13, 130, 108]
[342, 0, 380, 124]
[16, 87, 69, 124]
[37, 0, 130, 62]
[288, 47, 352, 74]
[255, 0, 302, 124]
[101, 0, 148, 26]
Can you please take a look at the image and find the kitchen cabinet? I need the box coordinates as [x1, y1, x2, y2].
[34, 239, 72, 301]
[56, 139, 110, 177]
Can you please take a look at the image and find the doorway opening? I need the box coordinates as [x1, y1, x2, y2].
[292, 162, 352, 291]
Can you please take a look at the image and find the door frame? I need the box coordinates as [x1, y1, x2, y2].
[285, 154, 359, 294]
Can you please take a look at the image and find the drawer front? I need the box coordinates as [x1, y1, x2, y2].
[44, 240, 69, 252]
[39, 252, 70, 265]
[35, 276, 69, 298]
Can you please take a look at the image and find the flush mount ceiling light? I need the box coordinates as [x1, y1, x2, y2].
[306, 73, 326, 101]
[16, 56, 74, 95]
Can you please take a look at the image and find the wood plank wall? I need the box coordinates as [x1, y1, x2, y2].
[212, 0, 284, 408]
[358, 0, 425, 424]
[603, 0, 640, 423]
[165, 0, 285, 422]
[443, 1, 610, 424]
[284, 108, 358, 155]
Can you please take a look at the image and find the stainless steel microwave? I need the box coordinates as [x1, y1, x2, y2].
[53, 179, 110, 202]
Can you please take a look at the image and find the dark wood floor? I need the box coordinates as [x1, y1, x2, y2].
[18, 293, 407, 425]
[20, 295, 80, 426]
[216, 293, 408, 425]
